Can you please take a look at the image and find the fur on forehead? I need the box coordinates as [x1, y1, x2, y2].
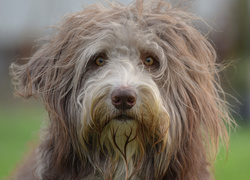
[73, 7, 169, 79]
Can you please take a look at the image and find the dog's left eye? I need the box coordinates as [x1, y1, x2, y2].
[95, 57, 105, 66]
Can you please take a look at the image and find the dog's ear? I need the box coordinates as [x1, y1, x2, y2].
[160, 19, 230, 147]
[10, 18, 81, 99]
[10, 44, 55, 98]
[149, 6, 232, 142]
[10, 39, 73, 99]
[148, 6, 233, 177]
[10, 16, 88, 175]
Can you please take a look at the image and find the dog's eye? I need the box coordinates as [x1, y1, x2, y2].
[95, 57, 105, 66]
[144, 57, 155, 66]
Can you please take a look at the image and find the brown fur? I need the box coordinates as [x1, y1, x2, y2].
[10, 1, 233, 180]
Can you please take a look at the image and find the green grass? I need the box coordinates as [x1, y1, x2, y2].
[0, 103, 43, 179]
[0, 103, 250, 179]
[215, 125, 250, 180]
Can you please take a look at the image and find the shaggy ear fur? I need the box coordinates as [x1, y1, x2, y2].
[10, 15, 92, 179]
[10, 28, 76, 98]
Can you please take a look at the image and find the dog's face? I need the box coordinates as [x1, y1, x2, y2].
[75, 14, 171, 177]
[80, 20, 169, 139]
[11, 1, 232, 179]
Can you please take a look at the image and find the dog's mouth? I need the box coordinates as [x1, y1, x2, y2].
[114, 114, 134, 121]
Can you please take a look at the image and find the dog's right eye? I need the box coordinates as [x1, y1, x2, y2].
[95, 57, 105, 66]
[144, 57, 155, 66]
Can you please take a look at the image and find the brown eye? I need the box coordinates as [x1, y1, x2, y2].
[95, 57, 105, 66]
[144, 57, 155, 66]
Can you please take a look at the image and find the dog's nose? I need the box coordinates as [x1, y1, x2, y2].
[111, 88, 137, 110]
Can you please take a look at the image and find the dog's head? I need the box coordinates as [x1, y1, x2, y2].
[11, 1, 232, 179]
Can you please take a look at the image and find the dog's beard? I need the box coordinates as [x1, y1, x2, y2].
[99, 120, 140, 179]
[79, 87, 169, 179]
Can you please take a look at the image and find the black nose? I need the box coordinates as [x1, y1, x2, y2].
[111, 88, 137, 110]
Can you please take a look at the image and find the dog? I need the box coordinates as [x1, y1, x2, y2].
[10, 0, 233, 179]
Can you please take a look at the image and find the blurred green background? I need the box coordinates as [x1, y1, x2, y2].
[0, 0, 249, 179]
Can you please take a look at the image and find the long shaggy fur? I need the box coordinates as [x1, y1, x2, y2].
[10, 1, 233, 180]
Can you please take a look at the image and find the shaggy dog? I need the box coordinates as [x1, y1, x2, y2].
[10, 1, 233, 179]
